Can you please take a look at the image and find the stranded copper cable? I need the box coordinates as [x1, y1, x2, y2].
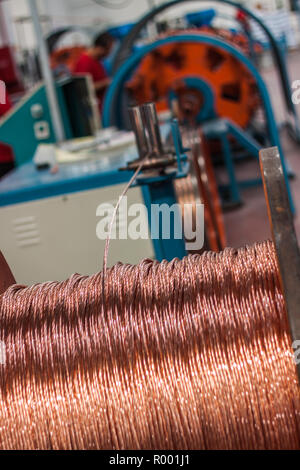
[0, 240, 299, 449]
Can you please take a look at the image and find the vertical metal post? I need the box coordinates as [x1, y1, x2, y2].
[260, 147, 300, 382]
[28, 0, 65, 142]
[128, 106, 149, 159]
[0, 1, 10, 45]
[142, 102, 164, 157]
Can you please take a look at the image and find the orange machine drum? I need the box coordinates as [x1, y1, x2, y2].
[127, 33, 260, 129]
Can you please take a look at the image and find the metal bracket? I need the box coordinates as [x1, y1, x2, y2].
[119, 103, 188, 180]
[260, 146, 300, 382]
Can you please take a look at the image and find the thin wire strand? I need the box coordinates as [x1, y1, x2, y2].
[102, 159, 145, 273]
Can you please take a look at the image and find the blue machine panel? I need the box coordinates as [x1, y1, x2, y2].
[0, 154, 135, 207]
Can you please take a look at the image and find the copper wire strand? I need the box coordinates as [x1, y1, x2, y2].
[102, 158, 145, 274]
[0, 240, 299, 449]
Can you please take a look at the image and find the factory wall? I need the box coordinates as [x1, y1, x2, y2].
[1, 0, 298, 56]
[1, 0, 277, 49]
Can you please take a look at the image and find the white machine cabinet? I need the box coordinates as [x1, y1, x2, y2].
[0, 157, 154, 285]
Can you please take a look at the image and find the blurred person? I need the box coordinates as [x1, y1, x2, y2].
[0, 88, 14, 178]
[74, 32, 114, 112]
[236, 8, 250, 33]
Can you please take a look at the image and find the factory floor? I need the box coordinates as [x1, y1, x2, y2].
[222, 48, 300, 248]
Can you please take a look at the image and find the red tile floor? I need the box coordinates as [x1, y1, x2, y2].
[222, 49, 300, 248]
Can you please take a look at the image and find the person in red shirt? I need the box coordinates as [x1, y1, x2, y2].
[0, 88, 14, 178]
[74, 32, 113, 112]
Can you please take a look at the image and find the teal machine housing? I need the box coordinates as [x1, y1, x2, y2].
[0, 112, 190, 285]
[0, 76, 99, 167]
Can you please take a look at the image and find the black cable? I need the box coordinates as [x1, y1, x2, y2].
[92, 0, 133, 9]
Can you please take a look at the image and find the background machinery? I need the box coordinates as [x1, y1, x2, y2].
[0, 0, 298, 283]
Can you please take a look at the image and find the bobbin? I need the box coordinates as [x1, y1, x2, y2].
[0, 145, 299, 382]
[260, 147, 300, 381]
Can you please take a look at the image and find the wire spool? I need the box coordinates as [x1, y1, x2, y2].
[173, 174, 202, 253]
[188, 128, 226, 251]
[174, 128, 226, 252]
[126, 33, 259, 129]
[0, 240, 299, 449]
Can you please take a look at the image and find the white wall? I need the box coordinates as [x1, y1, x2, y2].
[1, 0, 295, 51]
[43, 0, 238, 26]
[43, 0, 152, 26]
[0, 0, 242, 50]
[3, 0, 157, 50]
[2, 0, 49, 49]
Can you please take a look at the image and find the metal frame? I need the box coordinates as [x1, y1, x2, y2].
[122, 103, 190, 261]
[28, 0, 65, 143]
[201, 118, 262, 205]
[260, 147, 300, 382]
[112, 0, 300, 140]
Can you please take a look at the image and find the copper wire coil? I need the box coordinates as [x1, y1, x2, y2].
[174, 173, 202, 253]
[0, 240, 299, 449]
[175, 127, 226, 253]
[191, 129, 226, 250]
